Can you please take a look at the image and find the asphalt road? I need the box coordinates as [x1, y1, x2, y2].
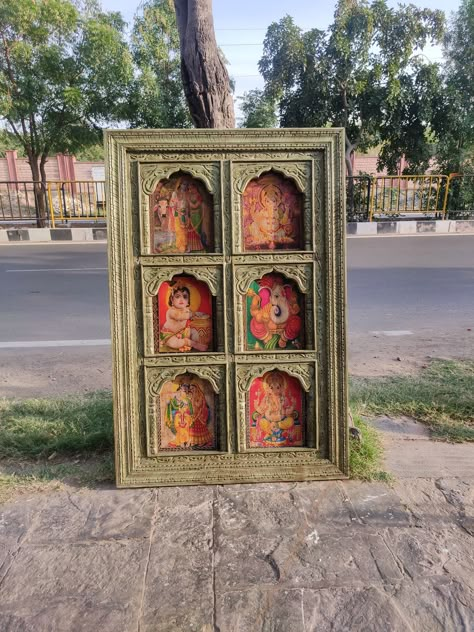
[0, 235, 473, 394]
[1, 236, 473, 343]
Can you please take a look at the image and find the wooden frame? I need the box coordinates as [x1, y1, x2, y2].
[105, 128, 348, 486]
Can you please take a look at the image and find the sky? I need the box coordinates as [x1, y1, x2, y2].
[101, 0, 461, 119]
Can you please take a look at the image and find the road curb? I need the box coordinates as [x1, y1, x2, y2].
[348, 219, 474, 236]
[1, 219, 474, 242]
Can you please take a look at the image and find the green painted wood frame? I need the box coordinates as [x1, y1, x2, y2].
[105, 128, 348, 487]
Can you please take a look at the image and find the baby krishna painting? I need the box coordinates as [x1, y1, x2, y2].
[159, 375, 216, 450]
[242, 173, 303, 251]
[156, 276, 213, 353]
[248, 370, 304, 448]
[149, 174, 213, 253]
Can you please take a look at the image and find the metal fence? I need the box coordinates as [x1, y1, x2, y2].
[369, 175, 449, 220]
[47, 181, 107, 228]
[1, 175, 473, 225]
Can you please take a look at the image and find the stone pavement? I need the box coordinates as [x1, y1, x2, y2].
[1, 430, 473, 631]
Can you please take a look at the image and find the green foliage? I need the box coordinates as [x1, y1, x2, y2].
[238, 89, 278, 128]
[0, 0, 133, 179]
[258, 1, 445, 173]
[0, 128, 25, 157]
[127, 0, 191, 129]
[434, 0, 474, 174]
[350, 360, 474, 442]
[0, 391, 113, 458]
[349, 415, 390, 481]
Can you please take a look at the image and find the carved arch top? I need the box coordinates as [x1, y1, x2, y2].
[233, 162, 310, 195]
[147, 365, 222, 396]
[234, 264, 312, 295]
[236, 364, 313, 393]
[143, 267, 219, 297]
[140, 163, 220, 196]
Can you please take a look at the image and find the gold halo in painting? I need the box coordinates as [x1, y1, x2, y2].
[260, 183, 282, 207]
[165, 277, 202, 312]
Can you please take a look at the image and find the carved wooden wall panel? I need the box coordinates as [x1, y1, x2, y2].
[106, 129, 348, 486]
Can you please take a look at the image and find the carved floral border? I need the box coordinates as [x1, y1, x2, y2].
[144, 364, 228, 457]
[235, 362, 316, 453]
[139, 162, 223, 255]
[231, 161, 312, 253]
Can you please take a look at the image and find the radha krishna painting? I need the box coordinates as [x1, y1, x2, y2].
[149, 173, 214, 253]
[159, 375, 216, 450]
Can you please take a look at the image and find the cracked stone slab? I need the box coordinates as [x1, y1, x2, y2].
[25, 489, 156, 543]
[216, 585, 411, 632]
[389, 576, 474, 632]
[383, 527, 474, 585]
[216, 530, 403, 591]
[0, 540, 148, 631]
[392, 479, 463, 527]
[138, 486, 214, 632]
[340, 481, 412, 527]
[0, 496, 46, 578]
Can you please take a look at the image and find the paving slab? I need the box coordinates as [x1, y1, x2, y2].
[1, 426, 474, 631]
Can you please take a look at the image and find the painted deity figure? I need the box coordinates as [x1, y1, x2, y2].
[251, 372, 302, 447]
[247, 275, 302, 350]
[244, 178, 301, 250]
[165, 382, 214, 448]
[159, 285, 208, 352]
[151, 175, 212, 253]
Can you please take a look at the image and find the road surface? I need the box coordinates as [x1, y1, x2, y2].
[0, 235, 473, 395]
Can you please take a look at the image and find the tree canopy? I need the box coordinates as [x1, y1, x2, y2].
[127, 0, 191, 129]
[251, 0, 445, 175]
[434, 0, 474, 174]
[0, 0, 133, 189]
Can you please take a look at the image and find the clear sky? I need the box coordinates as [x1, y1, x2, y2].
[101, 0, 460, 119]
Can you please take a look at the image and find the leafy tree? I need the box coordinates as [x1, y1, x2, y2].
[258, 2, 445, 176]
[238, 89, 278, 128]
[435, 0, 474, 174]
[0, 0, 133, 223]
[128, 0, 191, 129]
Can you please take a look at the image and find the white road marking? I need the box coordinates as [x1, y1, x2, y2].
[0, 339, 111, 349]
[6, 267, 107, 272]
[371, 330, 413, 336]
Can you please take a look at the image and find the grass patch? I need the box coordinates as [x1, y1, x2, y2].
[350, 359, 474, 442]
[0, 391, 113, 459]
[349, 415, 392, 481]
[0, 455, 114, 504]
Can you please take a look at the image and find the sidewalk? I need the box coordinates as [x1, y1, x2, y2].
[1, 423, 473, 631]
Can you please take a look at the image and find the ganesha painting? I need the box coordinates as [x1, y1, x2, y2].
[242, 172, 303, 251]
[149, 173, 213, 253]
[248, 370, 304, 448]
[156, 276, 213, 353]
[245, 273, 303, 350]
[159, 375, 216, 450]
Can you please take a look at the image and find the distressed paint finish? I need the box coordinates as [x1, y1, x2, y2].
[105, 128, 348, 487]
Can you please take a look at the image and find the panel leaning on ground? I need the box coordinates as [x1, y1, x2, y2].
[105, 128, 348, 487]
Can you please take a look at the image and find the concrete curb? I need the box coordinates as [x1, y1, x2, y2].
[1, 220, 474, 242]
[348, 219, 474, 236]
[0, 227, 107, 242]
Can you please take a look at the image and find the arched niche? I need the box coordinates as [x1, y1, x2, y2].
[241, 171, 304, 251]
[149, 171, 214, 253]
[158, 372, 218, 451]
[247, 369, 305, 448]
[245, 272, 305, 351]
[154, 274, 214, 354]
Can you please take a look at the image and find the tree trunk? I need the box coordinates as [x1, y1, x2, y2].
[173, 0, 235, 128]
[28, 153, 47, 228]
